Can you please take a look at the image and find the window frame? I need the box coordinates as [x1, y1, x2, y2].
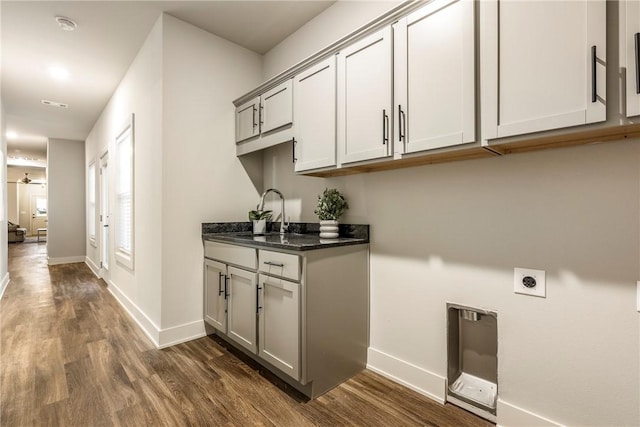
[114, 114, 134, 270]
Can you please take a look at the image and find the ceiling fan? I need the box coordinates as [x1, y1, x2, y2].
[21, 173, 32, 184]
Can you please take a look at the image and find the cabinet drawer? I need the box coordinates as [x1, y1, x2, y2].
[204, 241, 256, 269]
[258, 250, 300, 281]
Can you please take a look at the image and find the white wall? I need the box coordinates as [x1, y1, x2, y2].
[261, 3, 640, 426]
[84, 14, 263, 347]
[0, 100, 8, 298]
[85, 16, 165, 338]
[48, 139, 85, 263]
[160, 15, 263, 342]
[6, 183, 18, 224]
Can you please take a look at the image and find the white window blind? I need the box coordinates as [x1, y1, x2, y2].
[88, 162, 96, 243]
[115, 116, 134, 269]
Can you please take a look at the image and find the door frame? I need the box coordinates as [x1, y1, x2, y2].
[99, 150, 110, 280]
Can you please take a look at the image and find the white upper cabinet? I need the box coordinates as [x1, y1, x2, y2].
[235, 79, 293, 144]
[481, 0, 606, 141]
[337, 27, 393, 164]
[235, 96, 260, 143]
[394, 0, 475, 155]
[294, 56, 337, 172]
[622, 0, 640, 117]
[261, 79, 293, 134]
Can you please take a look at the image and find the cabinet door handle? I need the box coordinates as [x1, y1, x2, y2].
[218, 272, 224, 296]
[591, 45, 597, 103]
[256, 285, 263, 314]
[224, 275, 229, 299]
[292, 138, 297, 163]
[382, 109, 389, 145]
[263, 261, 284, 267]
[252, 106, 257, 129]
[259, 104, 264, 126]
[635, 33, 640, 94]
[398, 105, 406, 142]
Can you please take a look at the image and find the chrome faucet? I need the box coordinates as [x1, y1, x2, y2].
[257, 188, 289, 234]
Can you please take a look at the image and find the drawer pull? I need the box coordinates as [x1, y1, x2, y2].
[218, 272, 224, 296]
[263, 261, 284, 267]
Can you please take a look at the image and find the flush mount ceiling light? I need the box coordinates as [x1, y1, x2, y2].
[55, 16, 77, 31]
[6, 131, 17, 139]
[41, 99, 69, 108]
[49, 65, 70, 81]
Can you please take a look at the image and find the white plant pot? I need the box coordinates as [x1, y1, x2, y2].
[252, 219, 267, 235]
[319, 220, 339, 239]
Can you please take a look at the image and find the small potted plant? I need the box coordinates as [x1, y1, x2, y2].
[314, 188, 349, 239]
[248, 210, 272, 235]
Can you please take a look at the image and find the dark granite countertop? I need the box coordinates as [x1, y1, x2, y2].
[202, 222, 369, 251]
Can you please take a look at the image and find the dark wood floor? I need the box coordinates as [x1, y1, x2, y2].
[1, 242, 493, 426]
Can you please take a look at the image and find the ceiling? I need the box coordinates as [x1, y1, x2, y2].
[1, 0, 335, 160]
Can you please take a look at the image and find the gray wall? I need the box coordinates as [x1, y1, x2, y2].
[1, 100, 8, 295]
[47, 138, 86, 262]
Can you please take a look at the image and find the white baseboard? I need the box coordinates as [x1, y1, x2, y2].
[106, 279, 161, 347]
[48, 256, 86, 265]
[497, 399, 563, 427]
[106, 279, 206, 349]
[157, 320, 207, 349]
[367, 347, 446, 404]
[85, 257, 100, 278]
[0, 273, 10, 300]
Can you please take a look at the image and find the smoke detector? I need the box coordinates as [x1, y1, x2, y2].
[55, 16, 77, 31]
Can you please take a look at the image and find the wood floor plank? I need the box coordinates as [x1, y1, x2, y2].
[2, 241, 494, 427]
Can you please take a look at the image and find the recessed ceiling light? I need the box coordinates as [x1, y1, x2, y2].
[41, 99, 69, 108]
[6, 131, 17, 139]
[55, 16, 77, 31]
[49, 65, 70, 81]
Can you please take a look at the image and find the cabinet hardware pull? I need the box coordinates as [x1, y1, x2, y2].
[398, 105, 406, 142]
[224, 275, 229, 299]
[256, 285, 263, 313]
[382, 109, 389, 145]
[635, 33, 640, 94]
[218, 272, 224, 296]
[591, 45, 597, 103]
[292, 138, 297, 163]
[252, 106, 257, 129]
[263, 261, 284, 267]
[259, 104, 264, 126]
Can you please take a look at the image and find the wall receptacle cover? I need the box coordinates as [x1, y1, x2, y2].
[514, 267, 546, 298]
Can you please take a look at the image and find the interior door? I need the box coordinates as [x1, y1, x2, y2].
[30, 195, 48, 234]
[100, 153, 110, 277]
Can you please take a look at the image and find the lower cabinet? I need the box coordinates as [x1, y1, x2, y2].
[203, 240, 368, 398]
[258, 274, 300, 380]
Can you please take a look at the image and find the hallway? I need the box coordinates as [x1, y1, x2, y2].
[0, 243, 491, 426]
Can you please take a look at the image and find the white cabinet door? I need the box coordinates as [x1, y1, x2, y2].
[338, 27, 393, 164]
[294, 56, 337, 172]
[481, 0, 606, 141]
[235, 96, 260, 143]
[258, 274, 300, 380]
[227, 266, 258, 353]
[623, 0, 640, 117]
[394, 0, 475, 154]
[261, 79, 293, 134]
[204, 259, 227, 332]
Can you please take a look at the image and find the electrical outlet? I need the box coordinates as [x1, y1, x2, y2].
[514, 268, 546, 298]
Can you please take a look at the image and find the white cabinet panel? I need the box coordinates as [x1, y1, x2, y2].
[235, 97, 260, 143]
[481, 0, 606, 141]
[258, 274, 300, 380]
[227, 266, 258, 353]
[338, 27, 393, 164]
[294, 57, 337, 172]
[395, 0, 475, 154]
[623, 0, 640, 117]
[261, 79, 293, 134]
[204, 259, 227, 333]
